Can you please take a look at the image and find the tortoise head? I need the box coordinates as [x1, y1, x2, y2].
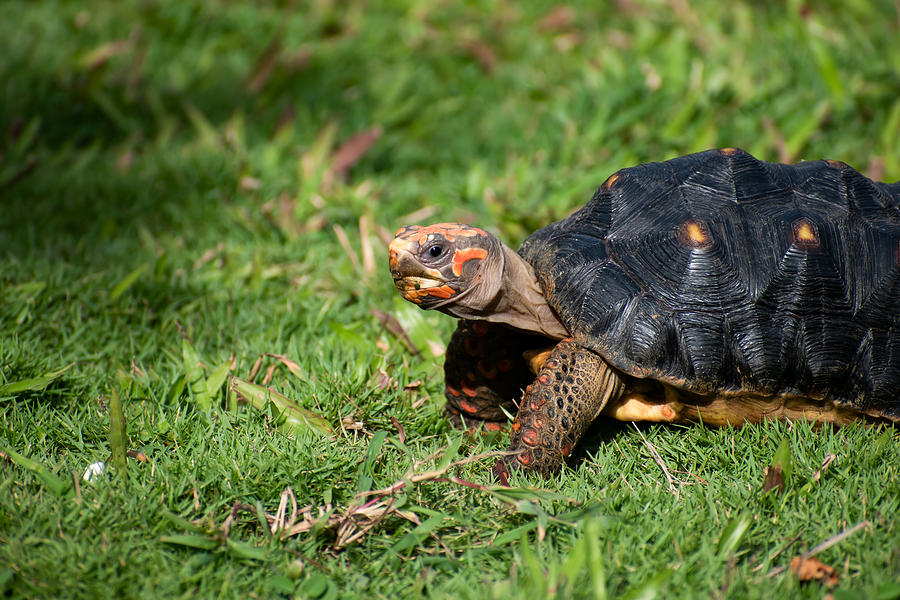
[388, 223, 503, 313]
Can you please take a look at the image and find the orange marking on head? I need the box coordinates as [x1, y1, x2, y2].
[395, 223, 487, 244]
[561, 444, 571, 457]
[451, 247, 488, 276]
[426, 285, 456, 299]
[720, 147, 738, 155]
[825, 159, 846, 169]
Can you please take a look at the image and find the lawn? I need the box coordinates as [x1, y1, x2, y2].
[1, 0, 899, 598]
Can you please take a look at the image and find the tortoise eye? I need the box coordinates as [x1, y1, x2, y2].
[428, 245, 444, 258]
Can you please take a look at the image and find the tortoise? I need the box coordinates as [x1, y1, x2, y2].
[388, 148, 900, 482]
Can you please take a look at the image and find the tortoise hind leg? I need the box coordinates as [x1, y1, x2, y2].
[494, 339, 625, 481]
[444, 320, 549, 431]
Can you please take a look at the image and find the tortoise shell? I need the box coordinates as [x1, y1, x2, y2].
[519, 148, 900, 417]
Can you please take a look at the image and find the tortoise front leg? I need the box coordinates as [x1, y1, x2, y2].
[443, 320, 548, 431]
[494, 339, 625, 481]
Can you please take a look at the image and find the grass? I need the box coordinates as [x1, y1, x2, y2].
[1, 0, 900, 597]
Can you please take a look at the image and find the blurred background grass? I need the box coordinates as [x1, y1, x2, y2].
[1, 1, 899, 598]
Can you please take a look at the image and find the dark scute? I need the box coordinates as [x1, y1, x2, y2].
[519, 148, 900, 413]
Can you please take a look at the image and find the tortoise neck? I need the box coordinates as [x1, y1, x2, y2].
[490, 245, 570, 339]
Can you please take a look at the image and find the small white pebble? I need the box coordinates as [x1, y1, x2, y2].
[83, 462, 105, 481]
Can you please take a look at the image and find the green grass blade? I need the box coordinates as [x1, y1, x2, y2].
[715, 512, 752, 558]
[109, 263, 149, 301]
[108, 388, 127, 474]
[230, 377, 333, 437]
[0, 363, 74, 396]
[0, 447, 70, 497]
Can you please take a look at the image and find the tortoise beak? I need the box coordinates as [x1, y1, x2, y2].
[388, 238, 458, 305]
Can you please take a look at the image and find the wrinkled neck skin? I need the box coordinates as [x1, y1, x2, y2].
[440, 244, 570, 340]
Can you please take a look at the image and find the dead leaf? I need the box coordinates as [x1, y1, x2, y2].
[359, 215, 376, 275]
[537, 5, 575, 32]
[374, 369, 395, 392]
[370, 308, 420, 355]
[790, 556, 839, 587]
[274, 103, 296, 138]
[240, 176, 262, 191]
[126, 450, 149, 463]
[262, 363, 278, 386]
[245, 37, 282, 93]
[330, 127, 383, 179]
[80, 38, 133, 70]
[265, 353, 304, 379]
[248, 355, 264, 382]
[463, 40, 496, 73]
[390, 416, 406, 444]
[403, 380, 423, 391]
[194, 242, 226, 270]
[333, 224, 362, 273]
[812, 454, 836, 483]
[762, 464, 784, 493]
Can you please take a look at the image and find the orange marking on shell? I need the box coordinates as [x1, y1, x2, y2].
[539, 374, 550, 384]
[529, 402, 543, 411]
[446, 385, 460, 397]
[451, 247, 488, 276]
[484, 422, 502, 432]
[426, 285, 456, 299]
[463, 338, 481, 356]
[678, 219, 712, 249]
[522, 428, 539, 446]
[603, 173, 620, 189]
[459, 400, 478, 414]
[512, 421, 522, 432]
[471, 321, 489, 336]
[496, 359, 514, 372]
[517, 453, 531, 465]
[531, 418, 544, 429]
[791, 219, 821, 250]
[461, 381, 478, 397]
[561, 444, 571, 457]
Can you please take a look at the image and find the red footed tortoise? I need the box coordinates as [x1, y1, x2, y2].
[388, 148, 900, 482]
